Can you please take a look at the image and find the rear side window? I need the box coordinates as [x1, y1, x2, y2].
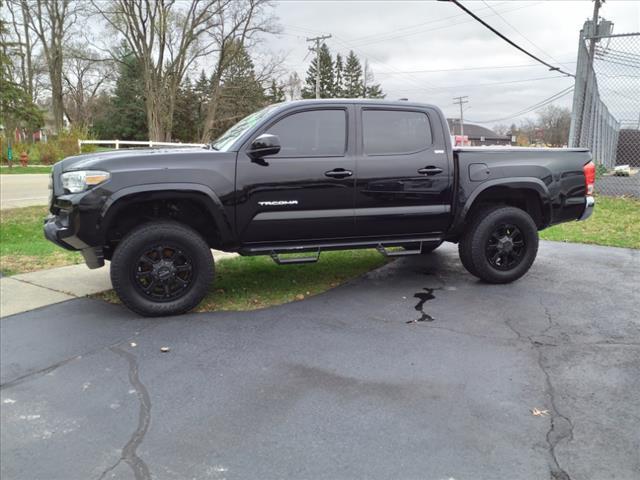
[265, 109, 346, 157]
[363, 110, 432, 155]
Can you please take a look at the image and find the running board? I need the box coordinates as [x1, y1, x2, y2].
[270, 249, 321, 265]
[376, 242, 423, 257]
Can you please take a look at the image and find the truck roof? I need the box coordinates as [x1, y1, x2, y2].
[277, 98, 440, 110]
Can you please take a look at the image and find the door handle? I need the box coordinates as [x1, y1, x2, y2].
[417, 166, 443, 175]
[325, 168, 353, 179]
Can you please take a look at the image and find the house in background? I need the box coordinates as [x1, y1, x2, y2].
[447, 119, 514, 146]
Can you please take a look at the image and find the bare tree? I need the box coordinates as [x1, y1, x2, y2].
[19, 0, 82, 134]
[537, 105, 571, 147]
[200, 0, 279, 142]
[62, 44, 113, 129]
[5, 0, 35, 99]
[92, 0, 231, 141]
[284, 71, 301, 101]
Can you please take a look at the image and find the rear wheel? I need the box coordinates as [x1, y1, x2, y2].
[458, 205, 538, 284]
[111, 221, 214, 317]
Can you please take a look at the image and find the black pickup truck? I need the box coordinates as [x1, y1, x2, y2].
[45, 99, 595, 316]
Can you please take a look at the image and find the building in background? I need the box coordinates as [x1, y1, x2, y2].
[447, 119, 514, 146]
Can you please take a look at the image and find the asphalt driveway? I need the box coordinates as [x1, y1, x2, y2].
[1, 242, 639, 480]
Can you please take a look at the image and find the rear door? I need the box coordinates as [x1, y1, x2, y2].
[236, 105, 356, 243]
[354, 106, 452, 237]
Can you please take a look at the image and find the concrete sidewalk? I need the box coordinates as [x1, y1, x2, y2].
[0, 250, 237, 317]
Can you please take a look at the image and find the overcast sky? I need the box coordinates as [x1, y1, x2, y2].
[263, 0, 640, 126]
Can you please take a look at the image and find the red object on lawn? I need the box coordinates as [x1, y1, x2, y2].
[19, 151, 29, 167]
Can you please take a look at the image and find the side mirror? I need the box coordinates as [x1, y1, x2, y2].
[248, 134, 280, 159]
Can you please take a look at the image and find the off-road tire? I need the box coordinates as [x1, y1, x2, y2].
[458, 205, 538, 284]
[111, 221, 214, 317]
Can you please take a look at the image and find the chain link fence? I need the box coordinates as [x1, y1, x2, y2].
[569, 24, 640, 197]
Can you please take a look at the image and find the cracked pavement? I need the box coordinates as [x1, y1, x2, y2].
[1, 241, 639, 480]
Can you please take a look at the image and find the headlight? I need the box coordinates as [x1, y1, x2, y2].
[61, 170, 110, 193]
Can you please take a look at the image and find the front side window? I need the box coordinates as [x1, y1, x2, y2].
[363, 110, 432, 155]
[212, 104, 280, 152]
[264, 109, 347, 157]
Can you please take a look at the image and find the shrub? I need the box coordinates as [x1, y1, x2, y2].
[39, 142, 63, 165]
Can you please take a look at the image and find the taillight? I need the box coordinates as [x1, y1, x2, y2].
[583, 161, 595, 195]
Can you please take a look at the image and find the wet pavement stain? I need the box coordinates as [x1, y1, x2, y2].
[406, 287, 439, 324]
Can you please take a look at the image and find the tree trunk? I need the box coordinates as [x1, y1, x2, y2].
[50, 55, 65, 134]
[201, 67, 224, 143]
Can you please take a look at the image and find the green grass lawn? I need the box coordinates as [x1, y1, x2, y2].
[540, 196, 640, 249]
[2, 197, 638, 310]
[99, 250, 388, 312]
[0, 206, 81, 275]
[0, 166, 52, 174]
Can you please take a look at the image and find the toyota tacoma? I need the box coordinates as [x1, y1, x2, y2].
[45, 100, 595, 316]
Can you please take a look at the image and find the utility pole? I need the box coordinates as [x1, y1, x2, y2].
[453, 96, 469, 137]
[575, 0, 603, 146]
[306, 34, 332, 99]
[587, 0, 603, 67]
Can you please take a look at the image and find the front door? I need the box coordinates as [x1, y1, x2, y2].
[354, 106, 452, 237]
[236, 105, 356, 243]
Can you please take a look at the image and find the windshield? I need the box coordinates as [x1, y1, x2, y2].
[211, 104, 281, 152]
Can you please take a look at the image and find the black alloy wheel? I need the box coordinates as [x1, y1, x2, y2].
[133, 244, 195, 301]
[485, 223, 526, 271]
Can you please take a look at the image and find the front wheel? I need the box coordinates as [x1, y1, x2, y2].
[458, 206, 538, 284]
[110, 221, 214, 317]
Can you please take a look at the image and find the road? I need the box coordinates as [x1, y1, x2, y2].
[1, 242, 639, 480]
[0, 174, 50, 209]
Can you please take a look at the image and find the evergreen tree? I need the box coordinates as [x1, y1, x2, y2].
[301, 43, 334, 99]
[193, 70, 211, 140]
[173, 76, 199, 142]
[266, 79, 285, 103]
[92, 50, 147, 140]
[343, 51, 363, 98]
[213, 41, 266, 139]
[0, 16, 44, 142]
[333, 53, 344, 97]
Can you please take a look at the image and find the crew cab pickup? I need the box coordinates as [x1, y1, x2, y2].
[45, 100, 595, 316]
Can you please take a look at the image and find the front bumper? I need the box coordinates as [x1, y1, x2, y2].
[44, 211, 105, 269]
[578, 196, 595, 221]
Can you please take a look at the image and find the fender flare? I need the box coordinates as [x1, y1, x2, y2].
[451, 177, 552, 234]
[100, 183, 235, 246]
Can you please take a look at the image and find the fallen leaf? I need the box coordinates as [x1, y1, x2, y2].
[130, 342, 137, 347]
[295, 294, 304, 301]
[160, 346, 170, 353]
[531, 407, 550, 416]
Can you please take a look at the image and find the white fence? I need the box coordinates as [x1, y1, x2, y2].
[78, 139, 206, 153]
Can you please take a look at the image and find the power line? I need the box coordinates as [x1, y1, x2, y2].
[480, 0, 573, 71]
[395, 74, 571, 92]
[348, 2, 540, 48]
[344, 1, 510, 46]
[466, 86, 574, 124]
[374, 61, 577, 76]
[447, 0, 575, 78]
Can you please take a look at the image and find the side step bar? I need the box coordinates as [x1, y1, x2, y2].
[270, 249, 321, 265]
[376, 242, 423, 257]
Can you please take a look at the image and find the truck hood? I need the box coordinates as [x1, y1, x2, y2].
[58, 147, 217, 172]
